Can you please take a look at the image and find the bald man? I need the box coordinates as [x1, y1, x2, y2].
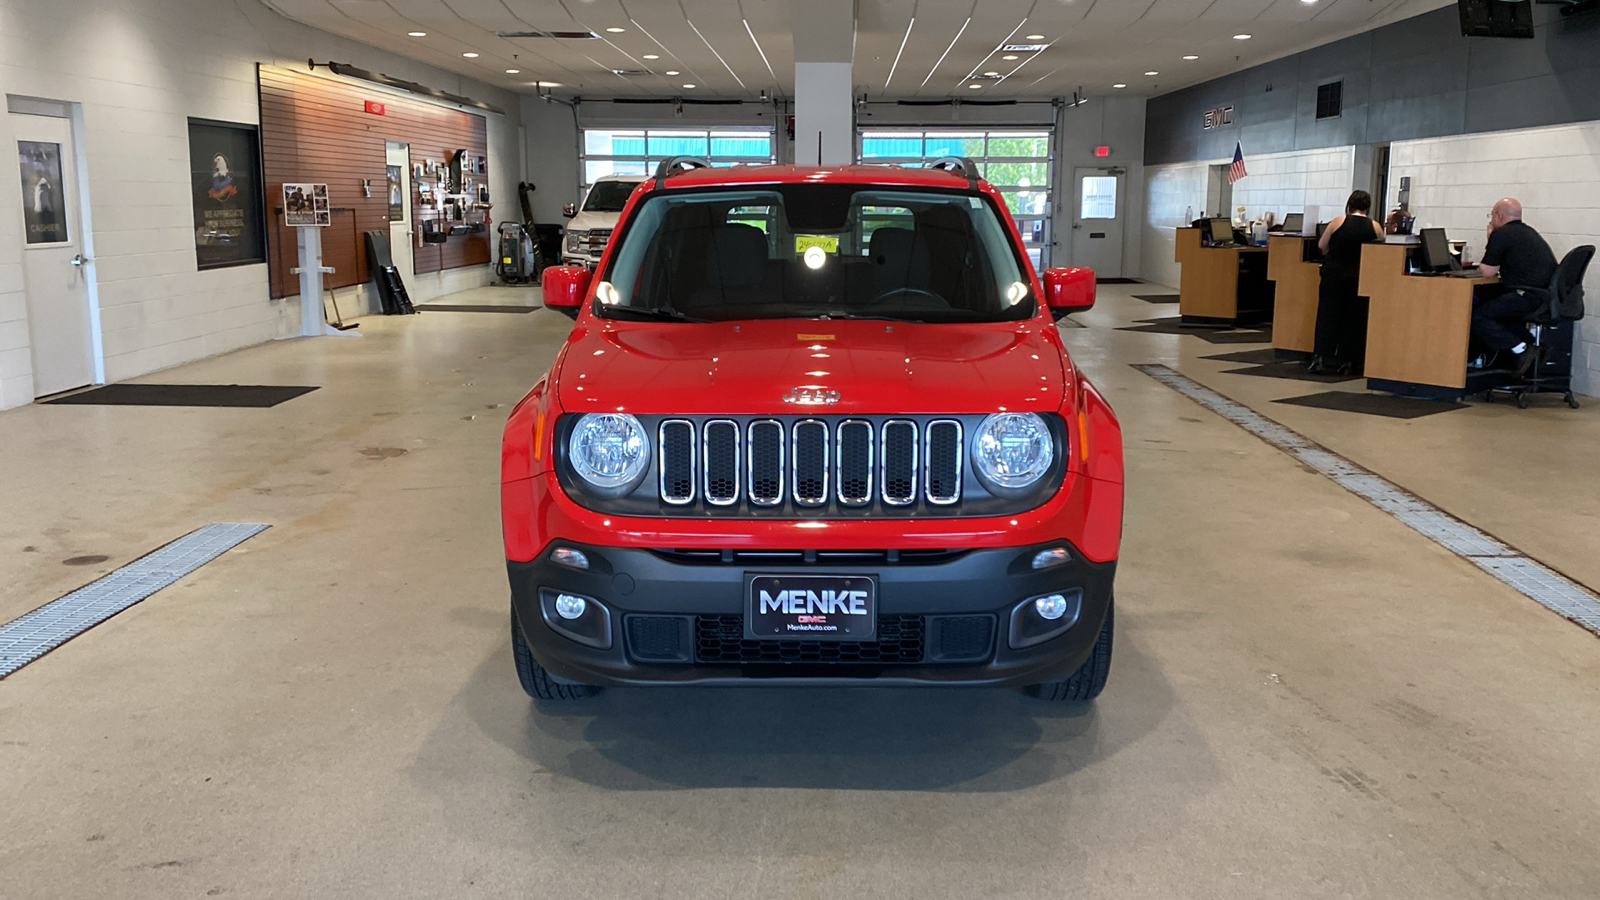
[1471, 198, 1558, 373]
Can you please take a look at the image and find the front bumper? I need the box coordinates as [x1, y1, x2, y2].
[509, 540, 1115, 688]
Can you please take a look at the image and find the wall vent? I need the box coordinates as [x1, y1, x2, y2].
[1316, 80, 1343, 120]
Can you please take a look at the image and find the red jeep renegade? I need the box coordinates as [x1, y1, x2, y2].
[501, 157, 1123, 700]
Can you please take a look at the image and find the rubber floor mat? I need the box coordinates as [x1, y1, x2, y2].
[1132, 294, 1180, 304]
[44, 384, 318, 408]
[1273, 391, 1465, 419]
[1116, 319, 1273, 344]
[1220, 363, 1360, 384]
[1201, 348, 1281, 364]
[1096, 277, 1141, 284]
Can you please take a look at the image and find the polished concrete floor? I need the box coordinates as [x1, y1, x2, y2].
[2, 283, 1598, 899]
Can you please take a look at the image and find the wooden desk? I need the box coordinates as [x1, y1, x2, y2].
[1174, 227, 1274, 325]
[1266, 235, 1320, 359]
[1358, 242, 1500, 399]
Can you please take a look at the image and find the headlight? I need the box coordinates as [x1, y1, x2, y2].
[568, 413, 650, 496]
[565, 230, 586, 253]
[972, 413, 1054, 495]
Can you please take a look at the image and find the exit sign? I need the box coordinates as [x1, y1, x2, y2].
[364, 100, 386, 116]
[1094, 145, 1111, 157]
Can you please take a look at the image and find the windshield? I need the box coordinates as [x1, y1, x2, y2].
[594, 185, 1035, 323]
[582, 181, 639, 212]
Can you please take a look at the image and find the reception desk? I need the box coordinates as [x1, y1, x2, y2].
[1357, 242, 1501, 400]
[1174, 227, 1274, 325]
[1266, 235, 1320, 359]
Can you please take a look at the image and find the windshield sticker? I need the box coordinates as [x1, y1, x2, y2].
[794, 234, 839, 254]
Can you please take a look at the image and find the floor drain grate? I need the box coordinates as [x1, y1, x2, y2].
[0, 523, 269, 678]
[1134, 364, 1600, 637]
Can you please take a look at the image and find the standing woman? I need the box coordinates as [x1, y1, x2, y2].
[1311, 190, 1385, 374]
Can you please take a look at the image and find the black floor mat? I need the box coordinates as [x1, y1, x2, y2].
[1096, 277, 1141, 284]
[1273, 391, 1465, 419]
[1220, 363, 1360, 384]
[414, 304, 537, 313]
[1133, 294, 1180, 304]
[1116, 319, 1273, 344]
[1201, 348, 1281, 365]
[44, 384, 319, 408]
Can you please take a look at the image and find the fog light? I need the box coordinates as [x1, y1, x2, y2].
[551, 547, 590, 570]
[1034, 594, 1069, 621]
[1032, 547, 1071, 570]
[554, 593, 588, 620]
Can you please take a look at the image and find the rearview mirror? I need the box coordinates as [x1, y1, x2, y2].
[541, 265, 592, 319]
[1043, 267, 1096, 320]
[562, 203, 577, 219]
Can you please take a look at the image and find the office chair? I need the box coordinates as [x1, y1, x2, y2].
[1486, 244, 1592, 409]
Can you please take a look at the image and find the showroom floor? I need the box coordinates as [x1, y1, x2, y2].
[2, 283, 1598, 899]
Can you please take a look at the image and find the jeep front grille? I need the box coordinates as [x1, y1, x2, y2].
[655, 416, 964, 512]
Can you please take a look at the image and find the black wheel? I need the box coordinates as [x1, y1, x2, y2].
[1517, 393, 1531, 409]
[511, 606, 601, 700]
[1026, 597, 1114, 701]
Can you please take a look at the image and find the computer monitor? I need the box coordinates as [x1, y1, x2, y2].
[1315, 221, 1329, 241]
[1419, 227, 1454, 272]
[1281, 213, 1304, 234]
[1207, 217, 1233, 245]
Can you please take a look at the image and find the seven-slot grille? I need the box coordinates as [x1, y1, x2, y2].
[656, 417, 964, 511]
[580, 227, 612, 256]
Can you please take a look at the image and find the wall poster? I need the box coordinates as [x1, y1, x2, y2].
[18, 140, 68, 245]
[386, 165, 404, 219]
[187, 118, 265, 269]
[282, 182, 330, 226]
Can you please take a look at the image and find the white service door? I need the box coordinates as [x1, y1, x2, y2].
[14, 112, 94, 397]
[385, 142, 414, 279]
[1070, 168, 1126, 279]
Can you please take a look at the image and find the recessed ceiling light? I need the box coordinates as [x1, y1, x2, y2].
[407, 32, 426, 38]
[1183, 55, 1199, 60]
[968, 83, 983, 89]
[1025, 33, 1045, 40]
[1002, 54, 1019, 60]
[665, 70, 680, 76]
[643, 54, 659, 60]
[606, 27, 626, 33]
[536, 81, 563, 87]
[1233, 33, 1252, 40]
[682, 83, 696, 88]
[1112, 83, 1127, 89]
[1145, 71, 1159, 76]
[983, 71, 1000, 76]
[462, 52, 479, 58]
[506, 68, 520, 74]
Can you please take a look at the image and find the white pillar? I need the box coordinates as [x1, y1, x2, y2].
[790, 0, 854, 166]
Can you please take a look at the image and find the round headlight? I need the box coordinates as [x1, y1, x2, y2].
[972, 412, 1054, 494]
[568, 413, 650, 496]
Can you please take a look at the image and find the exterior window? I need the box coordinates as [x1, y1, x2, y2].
[1080, 177, 1117, 219]
[579, 127, 775, 194]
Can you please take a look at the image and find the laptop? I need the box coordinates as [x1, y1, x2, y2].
[1419, 227, 1479, 275]
[1281, 212, 1304, 234]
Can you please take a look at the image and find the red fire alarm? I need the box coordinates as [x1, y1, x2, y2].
[364, 100, 386, 116]
[1094, 145, 1111, 158]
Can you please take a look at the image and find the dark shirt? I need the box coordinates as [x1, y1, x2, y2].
[1321, 214, 1381, 280]
[1483, 220, 1557, 290]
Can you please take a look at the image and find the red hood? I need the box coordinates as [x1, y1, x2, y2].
[554, 317, 1070, 416]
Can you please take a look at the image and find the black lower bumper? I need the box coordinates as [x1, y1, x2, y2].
[508, 541, 1115, 688]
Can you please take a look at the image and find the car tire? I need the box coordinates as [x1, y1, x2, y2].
[511, 606, 602, 700]
[1025, 597, 1113, 701]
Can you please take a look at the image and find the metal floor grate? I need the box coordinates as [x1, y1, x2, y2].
[1133, 364, 1600, 638]
[0, 523, 269, 678]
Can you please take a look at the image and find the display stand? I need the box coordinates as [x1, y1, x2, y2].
[285, 181, 359, 337]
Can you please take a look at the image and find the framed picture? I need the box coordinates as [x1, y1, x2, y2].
[387, 165, 404, 219]
[187, 119, 265, 269]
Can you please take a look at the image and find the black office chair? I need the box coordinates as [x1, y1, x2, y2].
[1487, 244, 1592, 409]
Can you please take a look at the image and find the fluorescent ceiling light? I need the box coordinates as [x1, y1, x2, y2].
[1025, 33, 1045, 40]
[407, 32, 426, 37]
[606, 27, 625, 33]
[1145, 71, 1158, 76]
[1183, 55, 1199, 60]
[506, 68, 520, 74]
[1233, 33, 1252, 40]
[743, 19, 778, 84]
[683, 83, 696, 88]
[969, 83, 983, 89]
[922, 17, 970, 87]
[642, 54, 659, 60]
[1112, 83, 1126, 88]
[462, 52, 479, 58]
[1002, 54, 1018, 60]
[885, 17, 915, 89]
[666, 70, 680, 75]
[983, 71, 999, 77]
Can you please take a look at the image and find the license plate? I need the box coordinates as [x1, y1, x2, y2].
[746, 574, 877, 641]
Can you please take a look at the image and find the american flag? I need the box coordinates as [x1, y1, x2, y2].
[1228, 142, 1248, 184]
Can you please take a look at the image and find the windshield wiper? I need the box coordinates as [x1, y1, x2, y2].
[807, 311, 925, 324]
[601, 306, 709, 323]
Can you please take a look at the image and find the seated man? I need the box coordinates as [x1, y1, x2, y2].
[1471, 198, 1558, 374]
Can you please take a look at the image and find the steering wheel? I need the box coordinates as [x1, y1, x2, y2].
[869, 286, 944, 305]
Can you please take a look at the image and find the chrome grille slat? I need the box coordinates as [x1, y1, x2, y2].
[880, 420, 919, 506]
[924, 420, 963, 505]
[792, 420, 830, 506]
[702, 420, 741, 506]
[747, 420, 785, 506]
[836, 420, 874, 506]
[658, 420, 696, 505]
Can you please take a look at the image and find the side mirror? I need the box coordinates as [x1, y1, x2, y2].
[1043, 267, 1096, 320]
[562, 203, 577, 219]
[541, 265, 592, 319]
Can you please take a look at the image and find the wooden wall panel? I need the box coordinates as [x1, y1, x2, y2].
[258, 65, 491, 299]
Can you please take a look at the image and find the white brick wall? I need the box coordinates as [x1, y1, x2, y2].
[1388, 121, 1600, 397]
[1140, 146, 1356, 288]
[0, 0, 519, 410]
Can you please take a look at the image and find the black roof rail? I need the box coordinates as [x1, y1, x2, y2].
[927, 156, 981, 189]
[654, 156, 711, 187]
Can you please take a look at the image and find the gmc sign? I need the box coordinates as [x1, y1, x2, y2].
[1203, 106, 1234, 129]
